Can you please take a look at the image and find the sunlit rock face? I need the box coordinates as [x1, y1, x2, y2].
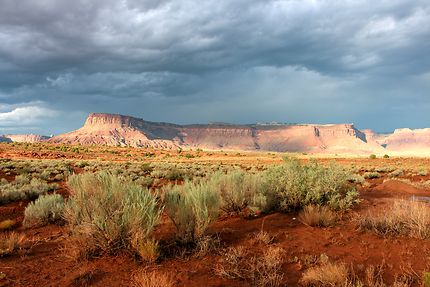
[381, 128, 430, 153]
[47, 113, 393, 154]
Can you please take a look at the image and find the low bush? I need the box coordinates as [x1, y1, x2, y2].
[64, 172, 161, 259]
[348, 174, 365, 185]
[165, 167, 186, 180]
[0, 176, 57, 204]
[164, 180, 219, 244]
[363, 171, 381, 179]
[417, 168, 428, 176]
[299, 205, 336, 227]
[23, 194, 65, 228]
[262, 158, 358, 212]
[369, 154, 377, 159]
[359, 199, 430, 239]
[389, 169, 404, 178]
[208, 171, 266, 215]
[375, 166, 395, 173]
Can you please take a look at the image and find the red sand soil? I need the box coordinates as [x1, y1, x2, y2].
[1, 170, 430, 286]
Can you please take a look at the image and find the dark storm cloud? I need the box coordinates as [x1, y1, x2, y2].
[0, 0, 429, 134]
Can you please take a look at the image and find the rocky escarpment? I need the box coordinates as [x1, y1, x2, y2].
[4, 113, 429, 155]
[48, 113, 388, 154]
[380, 128, 430, 153]
[49, 113, 181, 149]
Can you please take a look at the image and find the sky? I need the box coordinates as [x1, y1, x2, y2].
[0, 0, 429, 135]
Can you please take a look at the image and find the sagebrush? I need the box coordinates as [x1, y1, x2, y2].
[65, 172, 161, 259]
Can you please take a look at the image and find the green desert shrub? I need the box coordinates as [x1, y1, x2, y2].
[134, 176, 154, 188]
[417, 168, 428, 176]
[208, 171, 266, 215]
[363, 171, 381, 179]
[262, 158, 358, 212]
[389, 169, 404, 178]
[0, 177, 57, 205]
[23, 194, 65, 228]
[164, 180, 220, 244]
[375, 166, 394, 173]
[65, 172, 161, 259]
[165, 167, 186, 180]
[369, 154, 377, 159]
[348, 174, 365, 185]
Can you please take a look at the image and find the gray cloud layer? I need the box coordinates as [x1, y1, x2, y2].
[0, 0, 429, 134]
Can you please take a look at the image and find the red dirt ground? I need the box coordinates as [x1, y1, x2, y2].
[1, 174, 429, 286]
[1, 146, 430, 286]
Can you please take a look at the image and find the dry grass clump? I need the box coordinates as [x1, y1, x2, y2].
[299, 205, 337, 227]
[215, 246, 284, 287]
[0, 219, 16, 230]
[249, 247, 284, 287]
[0, 232, 25, 257]
[422, 272, 430, 287]
[64, 172, 161, 260]
[253, 229, 274, 245]
[164, 180, 219, 244]
[23, 194, 65, 228]
[193, 235, 221, 258]
[215, 246, 247, 279]
[351, 263, 416, 287]
[301, 261, 348, 286]
[358, 199, 430, 239]
[132, 270, 175, 287]
[301, 260, 416, 287]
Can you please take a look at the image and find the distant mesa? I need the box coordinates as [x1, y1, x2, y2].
[0, 134, 50, 143]
[379, 128, 430, 154]
[3, 113, 430, 155]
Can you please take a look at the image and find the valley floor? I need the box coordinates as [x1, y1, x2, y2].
[1, 143, 430, 286]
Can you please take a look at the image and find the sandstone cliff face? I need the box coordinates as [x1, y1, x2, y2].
[381, 128, 430, 152]
[49, 113, 180, 149]
[48, 113, 388, 154]
[254, 124, 383, 153]
[5, 113, 429, 155]
[179, 126, 257, 150]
